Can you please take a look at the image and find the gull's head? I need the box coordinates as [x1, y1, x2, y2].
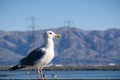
[44, 31, 61, 39]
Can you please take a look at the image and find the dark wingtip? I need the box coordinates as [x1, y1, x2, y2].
[8, 65, 25, 71]
[8, 65, 18, 71]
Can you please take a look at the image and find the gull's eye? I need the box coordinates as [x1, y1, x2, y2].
[49, 32, 52, 34]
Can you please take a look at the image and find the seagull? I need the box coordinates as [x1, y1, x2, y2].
[9, 31, 61, 79]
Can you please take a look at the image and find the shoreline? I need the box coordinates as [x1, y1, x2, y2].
[0, 65, 120, 71]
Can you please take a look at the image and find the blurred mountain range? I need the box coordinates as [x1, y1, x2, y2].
[0, 27, 120, 66]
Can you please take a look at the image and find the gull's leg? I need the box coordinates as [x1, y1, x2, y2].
[37, 68, 41, 80]
[39, 67, 43, 79]
[37, 67, 43, 80]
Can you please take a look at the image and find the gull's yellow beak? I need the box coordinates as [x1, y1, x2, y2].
[55, 34, 62, 38]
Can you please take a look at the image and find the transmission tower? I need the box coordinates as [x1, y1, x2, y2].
[28, 16, 39, 50]
[63, 20, 76, 66]
[64, 20, 74, 27]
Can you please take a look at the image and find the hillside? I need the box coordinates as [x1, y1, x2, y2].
[0, 27, 120, 66]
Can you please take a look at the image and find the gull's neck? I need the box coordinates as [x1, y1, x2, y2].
[45, 38, 54, 50]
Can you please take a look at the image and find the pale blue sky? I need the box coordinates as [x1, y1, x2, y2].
[0, 0, 120, 31]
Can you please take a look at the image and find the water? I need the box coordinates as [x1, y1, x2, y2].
[0, 70, 120, 79]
